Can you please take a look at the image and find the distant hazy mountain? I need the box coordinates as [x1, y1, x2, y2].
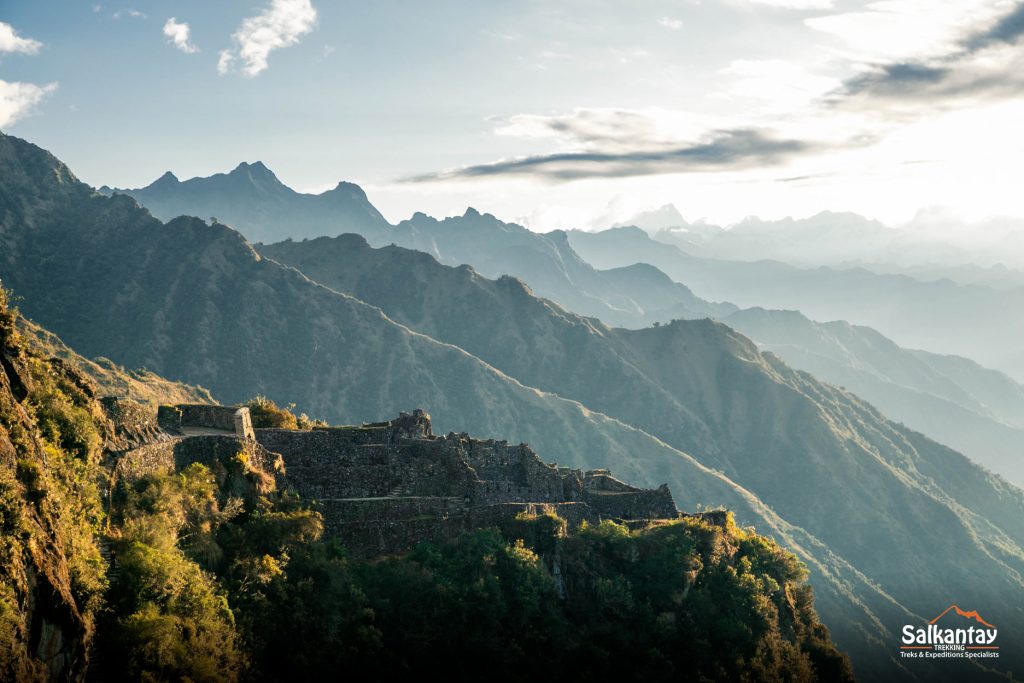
[612, 203, 689, 231]
[615, 205, 1024, 271]
[568, 226, 1024, 381]
[650, 211, 909, 267]
[6, 133, 1024, 679]
[382, 209, 736, 326]
[724, 307, 1024, 485]
[838, 260, 1024, 290]
[101, 161, 391, 243]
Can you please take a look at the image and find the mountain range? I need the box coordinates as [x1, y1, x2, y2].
[98, 158, 1024, 483]
[5, 134, 1024, 679]
[615, 204, 1024, 273]
[567, 226, 1024, 382]
[112, 162, 1024, 383]
[100, 161, 391, 244]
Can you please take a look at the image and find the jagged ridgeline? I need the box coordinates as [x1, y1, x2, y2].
[0, 291, 851, 682]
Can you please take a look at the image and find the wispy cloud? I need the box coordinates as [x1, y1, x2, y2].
[217, 50, 234, 75]
[219, 0, 317, 77]
[410, 125, 817, 182]
[658, 17, 684, 30]
[0, 80, 57, 127]
[0, 22, 42, 55]
[112, 8, 146, 20]
[163, 18, 198, 54]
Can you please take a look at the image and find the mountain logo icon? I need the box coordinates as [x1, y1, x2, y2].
[930, 605, 996, 629]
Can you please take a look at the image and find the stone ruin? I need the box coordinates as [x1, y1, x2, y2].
[156, 403, 254, 439]
[104, 401, 689, 556]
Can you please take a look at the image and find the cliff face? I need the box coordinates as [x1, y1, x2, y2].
[0, 288, 102, 682]
[0, 286, 238, 681]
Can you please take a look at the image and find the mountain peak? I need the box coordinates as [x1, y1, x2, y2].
[463, 207, 481, 219]
[324, 180, 369, 200]
[230, 160, 280, 182]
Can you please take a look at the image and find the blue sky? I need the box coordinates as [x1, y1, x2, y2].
[3, 0, 1024, 229]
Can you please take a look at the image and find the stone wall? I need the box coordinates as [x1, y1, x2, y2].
[157, 403, 254, 439]
[582, 485, 678, 520]
[100, 397, 166, 451]
[110, 440, 178, 484]
[254, 430, 478, 500]
[111, 434, 283, 491]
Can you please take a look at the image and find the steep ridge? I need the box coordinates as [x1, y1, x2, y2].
[0, 288, 104, 681]
[567, 226, 1024, 381]
[2, 134, 1020, 679]
[723, 308, 1024, 485]
[17, 316, 214, 406]
[265, 233, 1024, 486]
[260, 232, 1024, 680]
[101, 162, 391, 244]
[381, 210, 734, 326]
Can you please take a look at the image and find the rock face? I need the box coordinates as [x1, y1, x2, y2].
[0, 296, 98, 681]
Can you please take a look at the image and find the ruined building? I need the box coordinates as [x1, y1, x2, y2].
[105, 401, 684, 556]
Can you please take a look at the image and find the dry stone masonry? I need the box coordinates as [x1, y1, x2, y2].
[104, 402, 686, 556]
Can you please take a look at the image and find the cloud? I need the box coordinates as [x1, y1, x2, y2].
[717, 59, 841, 112]
[806, 0, 1011, 62]
[112, 8, 146, 20]
[410, 3, 1024, 186]
[826, 2, 1024, 113]
[219, 0, 317, 77]
[742, 0, 834, 9]
[658, 17, 684, 30]
[0, 80, 57, 128]
[217, 50, 234, 75]
[0, 22, 42, 55]
[163, 18, 198, 54]
[960, 2, 1024, 52]
[410, 127, 817, 182]
[494, 108, 719, 150]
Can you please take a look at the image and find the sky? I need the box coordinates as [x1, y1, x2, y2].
[2, 0, 1024, 230]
